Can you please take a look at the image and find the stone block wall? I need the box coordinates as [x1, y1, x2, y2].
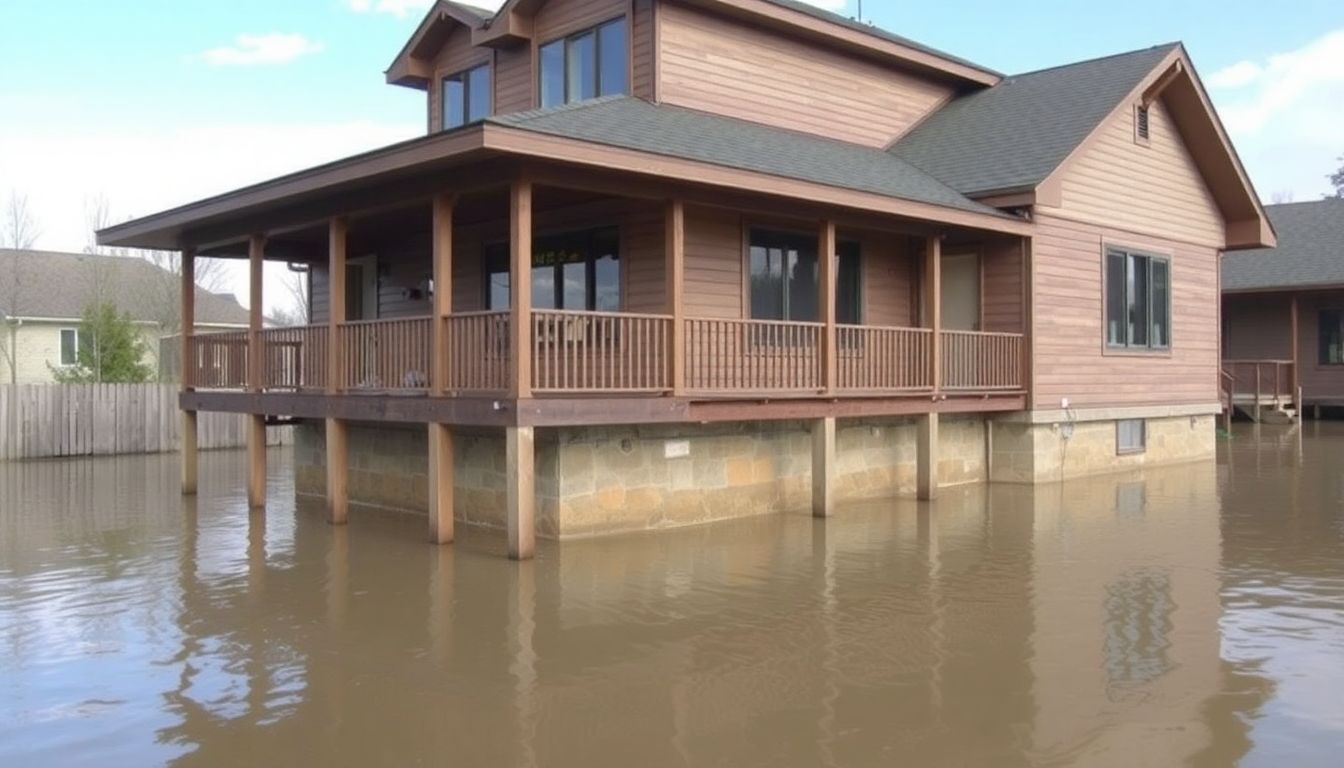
[990, 414, 1216, 483]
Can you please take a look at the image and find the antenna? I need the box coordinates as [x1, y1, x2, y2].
[857, 0, 863, 22]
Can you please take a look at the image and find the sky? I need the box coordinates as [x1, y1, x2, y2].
[1, 0, 1342, 314]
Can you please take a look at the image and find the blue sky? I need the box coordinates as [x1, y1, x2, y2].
[1, 0, 1341, 310]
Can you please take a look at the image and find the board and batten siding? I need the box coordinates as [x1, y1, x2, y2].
[656, 1, 956, 147]
[1055, 97, 1224, 248]
[1030, 212, 1220, 409]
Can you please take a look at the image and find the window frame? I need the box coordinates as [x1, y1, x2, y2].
[481, 226, 622, 312]
[743, 226, 863, 325]
[1103, 245, 1172, 354]
[440, 62, 492, 131]
[537, 16, 629, 108]
[1116, 419, 1147, 455]
[59, 327, 80, 366]
[1319, 309, 1344, 366]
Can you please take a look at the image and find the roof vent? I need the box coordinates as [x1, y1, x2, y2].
[1136, 105, 1151, 142]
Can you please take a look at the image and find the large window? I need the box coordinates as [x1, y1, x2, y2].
[59, 328, 89, 366]
[539, 18, 628, 108]
[1105, 247, 1170, 350]
[442, 64, 491, 129]
[748, 229, 860, 323]
[1321, 310, 1344, 365]
[485, 228, 620, 311]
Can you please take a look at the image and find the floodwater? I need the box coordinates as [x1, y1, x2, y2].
[1, 425, 1342, 767]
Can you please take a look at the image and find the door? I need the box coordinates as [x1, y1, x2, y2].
[941, 253, 981, 331]
[345, 256, 379, 386]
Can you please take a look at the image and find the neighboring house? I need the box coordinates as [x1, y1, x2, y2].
[0, 249, 249, 383]
[98, 0, 1273, 557]
[1222, 199, 1344, 415]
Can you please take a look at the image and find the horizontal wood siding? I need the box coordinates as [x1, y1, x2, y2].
[982, 238, 1024, 334]
[378, 241, 434, 319]
[1032, 212, 1220, 408]
[1055, 97, 1224, 248]
[1222, 294, 1291, 361]
[625, 206, 665, 313]
[495, 45, 533, 113]
[631, 0, 655, 100]
[535, 0, 629, 43]
[427, 27, 492, 133]
[1295, 291, 1344, 404]
[656, 1, 955, 147]
[684, 205, 742, 319]
[859, 232, 916, 327]
[311, 265, 330, 324]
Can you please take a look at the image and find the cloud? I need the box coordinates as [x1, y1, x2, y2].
[199, 33, 324, 66]
[347, 0, 446, 17]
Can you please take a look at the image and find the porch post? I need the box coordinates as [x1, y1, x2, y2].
[326, 218, 349, 525]
[819, 220, 837, 394]
[180, 247, 197, 495]
[510, 178, 533, 399]
[811, 417, 836, 517]
[1290, 295, 1300, 407]
[247, 234, 267, 509]
[506, 426, 535, 560]
[429, 192, 455, 545]
[919, 234, 942, 501]
[665, 200, 686, 395]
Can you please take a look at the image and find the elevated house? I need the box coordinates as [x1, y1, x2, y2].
[97, 0, 1273, 558]
[1222, 199, 1344, 420]
[0, 249, 248, 384]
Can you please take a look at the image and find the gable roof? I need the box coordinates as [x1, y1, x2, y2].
[0, 250, 249, 326]
[487, 96, 1015, 220]
[1222, 200, 1344, 292]
[890, 44, 1178, 197]
[386, 1, 496, 86]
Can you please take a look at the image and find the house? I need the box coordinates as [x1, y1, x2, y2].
[96, 0, 1273, 558]
[1222, 199, 1344, 418]
[0, 249, 249, 384]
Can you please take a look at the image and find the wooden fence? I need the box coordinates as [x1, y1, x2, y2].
[0, 384, 288, 461]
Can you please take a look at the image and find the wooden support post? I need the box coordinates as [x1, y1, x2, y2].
[1290, 295, 1300, 408]
[819, 220, 837, 394]
[811, 417, 835, 518]
[180, 246, 197, 495]
[326, 218, 349, 524]
[247, 234, 266, 509]
[506, 426, 535, 560]
[429, 193, 455, 545]
[924, 235, 943, 394]
[665, 200, 686, 395]
[510, 178, 533, 399]
[917, 413, 939, 501]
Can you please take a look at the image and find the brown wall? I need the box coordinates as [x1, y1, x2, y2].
[1223, 290, 1344, 405]
[656, 1, 956, 147]
[981, 238, 1025, 334]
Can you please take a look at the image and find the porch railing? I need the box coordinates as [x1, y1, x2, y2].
[532, 310, 672, 394]
[338, 317, 432, 392]
[445, 311, 511, 393]
[685, 318, 824, 393]
[837, 325, 933, 392]
[941, 330, 1025, 391]
[185, 331, 249, 390]
[258, 325, 328, 391]
[1223, 360, 1295, 404]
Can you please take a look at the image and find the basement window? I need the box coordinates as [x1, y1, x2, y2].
[1135, 105, 1151, 144]
[1116, 419, 1146, 455]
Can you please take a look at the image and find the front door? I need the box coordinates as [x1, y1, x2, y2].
[941, 253, 981, 331]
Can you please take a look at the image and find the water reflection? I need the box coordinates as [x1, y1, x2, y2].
[0, 424, 1341, 766]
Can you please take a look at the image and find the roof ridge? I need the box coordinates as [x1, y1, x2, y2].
[1266, 198, 1344, 209]
[1007, 42, 1181, 80]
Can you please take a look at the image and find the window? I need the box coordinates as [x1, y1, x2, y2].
[1116, 419, 1146, 455]
[442, 64, 491, 129]
[484, 228, 620, 311]
[59, 328, 90, 366]
[1105, 247, 1170, 350]
[747, 228, 861, 323]
[1321, 310, 1344, 365]
[539, 18, 627, 108]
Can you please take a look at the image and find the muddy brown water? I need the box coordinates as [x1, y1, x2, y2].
[1, 423, 1342, 767]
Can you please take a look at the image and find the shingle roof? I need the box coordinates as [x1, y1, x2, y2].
[0, 250, 249, 325]
[890, 44, 1178, 196]
[443, 1, 494, 22]
[1222, 200, 1344, 291]
[487, 97, 1013, 219]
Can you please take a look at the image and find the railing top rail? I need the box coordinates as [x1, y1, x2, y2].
[836, 323, 933, 333]
[532, 309, 673, 321]
[940, 329, 1026, 339]
[687, 317, 825, 329]
[1223, 359, 1294, 365]
[338, 315, 433, 328]
[446, 309, 512, 319]
[192, 330, 249, 339]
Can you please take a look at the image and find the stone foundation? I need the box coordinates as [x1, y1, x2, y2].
[990, 413, 1216, 483]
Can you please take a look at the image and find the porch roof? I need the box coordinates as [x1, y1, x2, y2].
[97, 98, 1028, 252]
[1223, 200, 1344, 292]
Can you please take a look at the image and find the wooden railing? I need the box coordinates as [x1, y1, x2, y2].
[258, 325, 328, 391]
[445, 311, 511, 393]
[532, 310, 672, 393]
[338, 317, 432, 392]
[941, 330, 1025, 391]
[1223, 360, 1295, 404]
[685, 318, 823, 393]
[836, 325, 933, 392]
[185, 331, 249, 390]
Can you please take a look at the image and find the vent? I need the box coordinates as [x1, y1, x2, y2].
[1136, 106, 1151, 141]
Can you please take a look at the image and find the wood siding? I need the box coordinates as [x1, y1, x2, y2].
[859, 232, 916, 327]
[1224, 291, 1344, 405]
[1054, 97, 1225, 248]
[1297, 291, 1344, 405]
[982, 238, 1024, 334]
[495, 45, 532, 113]
[1031, 212, 1220, 408]
[656, 1, 956, 147]
[427, 27, 492, 133]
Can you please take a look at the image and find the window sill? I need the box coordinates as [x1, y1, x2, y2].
[1103, 346, 1172, 358]
[1116, 448, 1147, 456]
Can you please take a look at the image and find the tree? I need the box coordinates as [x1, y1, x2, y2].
[271, 266, 311, 327]
[0, 191, 39, 383]
[1329, 156, 1344, 199]
[50, 302, 154, 383]
[2, 190, 40, 249]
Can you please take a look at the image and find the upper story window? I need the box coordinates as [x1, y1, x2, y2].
[539, 18, 628, 109]
[443, 64, 491, 129]
[1105, 247, 1170, 351]
[748, 229, 860, 324]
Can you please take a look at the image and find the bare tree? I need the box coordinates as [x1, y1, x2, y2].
[1271, 190, 1296, 205]
[0, 191, 40, 384]
[2, 190, 40, 249]
[271, 266, 311, 327]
